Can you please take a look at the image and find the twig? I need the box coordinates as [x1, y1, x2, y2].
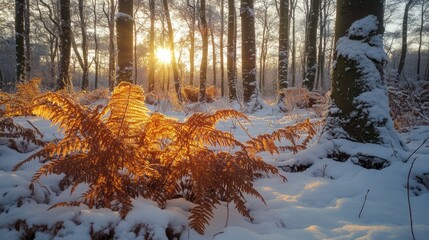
[26, 120, 44, 138]
[358, 189, 370, 218]
[225, 202, 230, 228]
[407, 157, 418, 240]
[403, 136, 429, 163]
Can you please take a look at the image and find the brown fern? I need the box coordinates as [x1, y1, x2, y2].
[13, 83, 315, 235]
[1, 78, 43, 116]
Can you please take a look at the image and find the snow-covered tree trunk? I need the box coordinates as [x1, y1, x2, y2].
[303, 0, 320, 91]
[325, 0, 405, 160]
[277, 0, 289, 110]
[241, 0, 259, 111]
[116, 0, 133, 84]
[227, 0, 237, 101]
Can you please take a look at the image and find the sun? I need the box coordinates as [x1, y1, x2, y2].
[156, 47, 171, 64]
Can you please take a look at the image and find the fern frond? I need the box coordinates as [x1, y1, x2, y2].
[106, 82, 150, 138]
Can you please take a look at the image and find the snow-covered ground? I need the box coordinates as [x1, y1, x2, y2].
[0, 102, 428, 240]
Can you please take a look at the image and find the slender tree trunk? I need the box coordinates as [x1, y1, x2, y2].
[116, 0, 133, 84]
[24, 0, 31, 81]
[92, 0, 99, 89]
[278, 0, 289, 107]
[189, 0, 196, 86]
[227, 0, 237, 101]
[199, 0, 208, 102]
[79, 0, 89, 90]
[303, 0, 320, 90]
[241, 0, 258, 109]
[148, 0, 155, 92]
[291, 0, 296, 87]
[220, 0, 225, 97]
[105, 0, 116, 90]
[210, 22, 217, 89]
[397, 0, 415, 78]
[16, 0, 25, 84]
[416, 1, 425, 81]
[163, 0, 183, 102]
[58, 0, 71, 90]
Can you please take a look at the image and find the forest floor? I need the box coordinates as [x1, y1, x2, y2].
[0, 98, 428, 240]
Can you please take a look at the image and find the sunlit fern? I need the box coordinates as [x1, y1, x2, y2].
[13, 82, 315, 234]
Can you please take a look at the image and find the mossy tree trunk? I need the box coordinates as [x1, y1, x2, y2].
[326, 0, 399, 145]
[57, 0, 71, 90]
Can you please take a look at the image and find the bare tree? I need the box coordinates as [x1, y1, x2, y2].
[103, 0, 116, 89]
[397, 0, 416, 78]
[416, 0, 427, 81]
[116, 0, 133, 84]
[163, 0, 183, 102]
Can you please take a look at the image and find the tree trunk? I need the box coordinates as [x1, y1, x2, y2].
[227, 0, 237, 101]
[199, 0, 208, 102]
[163, 0, 183, 102]
[278, 0, 289, 107]
[105, 0, 116, 90]
[416, 1, 426, 81]
[92, 0, 99, 89]
[303, 0, 320, 90]
[241, 0, 258, 109]
[326, 0, 402, 149]
[220, 0, 225, 97]
[57, 0, 71, 90]
[15, 0, 25, 84]
[189, 0, 196, 87]
[148, 0, 155, 92]
[211, 23, 217, 90]
[24, 0, 31, 81]
[79, 0, 89, 90]
[116, 0, 133, 84]
[397, 0, 415, 78]
[290, 0, 297, 87]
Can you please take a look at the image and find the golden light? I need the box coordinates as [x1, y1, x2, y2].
[156, 47, 171, 64]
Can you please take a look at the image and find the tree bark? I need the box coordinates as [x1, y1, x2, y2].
[290, 0, 297, 87]
[303, 0, 320, 90]
[78, 0, 89, 90]
[199, 0, 208, 102]
[116, 0, 133, 84]
[220, 0, 225, 97]
[15, 0, 25, 84]
[24, 0, 31, 81]
[104, 0, 116, 90]
[148, 0, 155, 92]
[227, 0, 237, 101]
[278, 0, 289, 107]
[326, 0, 402, 147]
[57, 0, 71, 90]
[241, 0, 258, 109]
[188, 0, 196, 87]
[397, 0, 415, 78]
[92, 0, 99, 89]
[163, 0, 183, 102]
[416, 1, 426, 81]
